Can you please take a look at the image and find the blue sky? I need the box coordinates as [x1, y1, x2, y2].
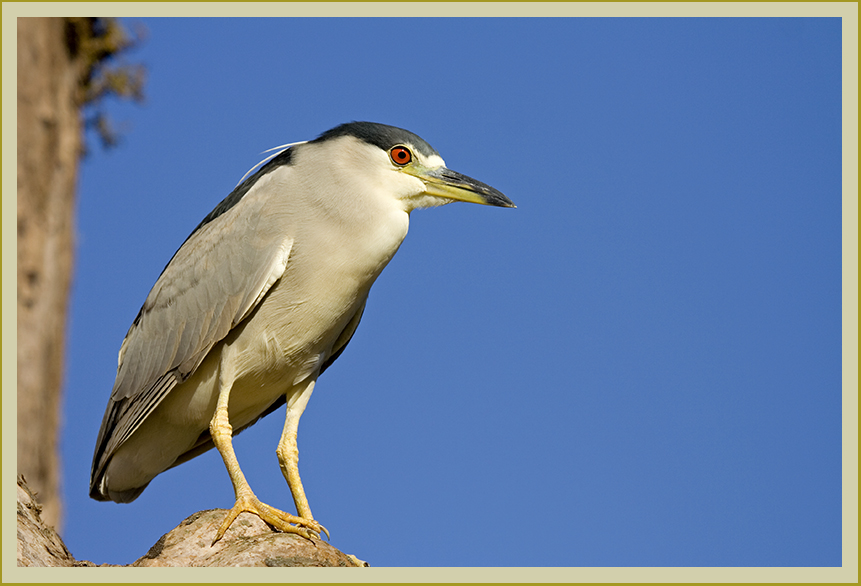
[54, 16, 845, 568]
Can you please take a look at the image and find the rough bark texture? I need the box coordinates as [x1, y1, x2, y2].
[16, 476, 78, 567]
[131, 510, 367, 567]
[17, 17, 82, 533]
[16, 476, 368, 568]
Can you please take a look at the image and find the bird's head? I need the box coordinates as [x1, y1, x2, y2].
[308, 121, 516, 213]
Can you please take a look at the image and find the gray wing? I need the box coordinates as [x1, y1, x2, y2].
[90, 181, 294, 491]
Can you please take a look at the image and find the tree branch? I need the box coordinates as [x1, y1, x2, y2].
[16, 476, 367, 568]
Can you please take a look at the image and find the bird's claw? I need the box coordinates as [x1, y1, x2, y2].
[306, 520, 331, 541]
[211, 495, 328, 545]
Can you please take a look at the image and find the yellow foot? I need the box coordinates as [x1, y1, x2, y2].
[212, 495, 329, 545]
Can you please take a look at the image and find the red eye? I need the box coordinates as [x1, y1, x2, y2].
[390, 146, 412, 166]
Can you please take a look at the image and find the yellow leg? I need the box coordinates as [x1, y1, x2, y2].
[276, 378, 330, 539]
[209, 367, 325, 545]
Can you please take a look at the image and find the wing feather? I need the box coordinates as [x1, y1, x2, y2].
[91, 175, 294, 491]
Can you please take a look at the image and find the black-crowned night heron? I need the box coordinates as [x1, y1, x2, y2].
[90, 121, 514, 543]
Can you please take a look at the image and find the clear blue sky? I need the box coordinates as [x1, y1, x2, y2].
[60, 17, 843, 567]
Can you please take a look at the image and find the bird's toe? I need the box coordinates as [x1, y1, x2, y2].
[212, 494, 327, 545]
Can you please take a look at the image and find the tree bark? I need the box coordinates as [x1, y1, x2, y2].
[16, 15, 145, 535]
[16, 476, 77, 567]
[16, 476, 368, 568]
[17, 17, 83, 533]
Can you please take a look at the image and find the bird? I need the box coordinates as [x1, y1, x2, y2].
[90, 121, 515, 544]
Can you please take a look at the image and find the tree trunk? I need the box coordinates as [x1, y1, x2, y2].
[16, 17, 83, 533]
[17, 14, 145, 535]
